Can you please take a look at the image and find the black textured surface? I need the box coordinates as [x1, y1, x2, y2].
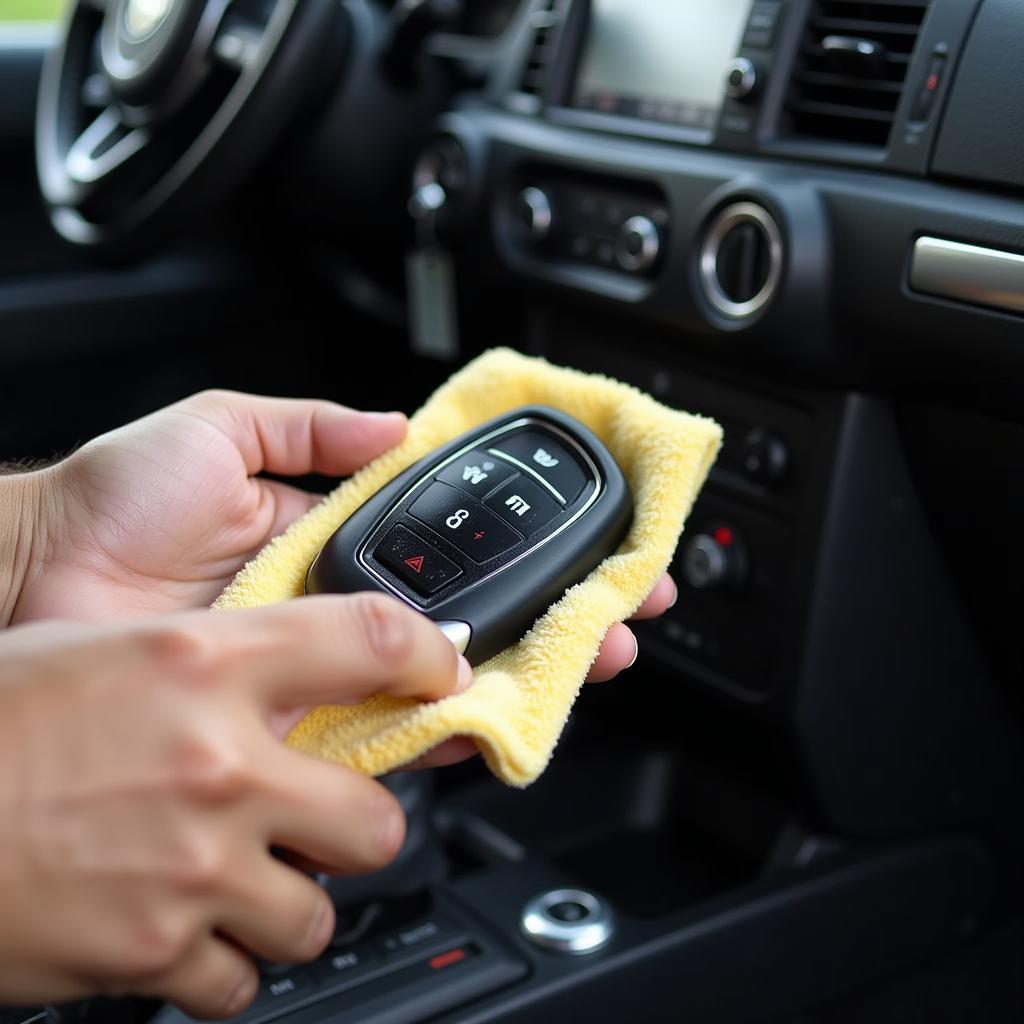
[933, 0, 1024, 189]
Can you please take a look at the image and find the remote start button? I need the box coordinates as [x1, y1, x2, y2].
[490, 431, 588, 504]
[374, 524, 462, 595]
[409, 482, 523, 562]
[436, 448, 517, 497]
[485, 477, 562, 536]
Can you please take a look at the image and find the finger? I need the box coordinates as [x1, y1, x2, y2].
[586, 622, 638, 683]
[258, 745, 407, 875]
[214, 594, 472, 708]
[218, 853, 335, 966]
[629, 574, 677, 621]
[267, 705, 311, 742]
[183, 391, 408, 478]
[396, 736, 480, 772]
[142, 933, 259, 1021]
[254, 479, 324, 545]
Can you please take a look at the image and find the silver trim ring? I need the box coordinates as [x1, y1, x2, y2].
[724, 56, 757, 99]
[699, 201, 783, 320]
[519, 186, 553, 240]
[615, 215, 661, 273]
[520, 888, 615, 955]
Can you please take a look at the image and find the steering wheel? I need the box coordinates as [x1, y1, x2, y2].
[35, 0, 346, 250]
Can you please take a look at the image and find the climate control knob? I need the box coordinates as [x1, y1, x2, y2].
[725, 57, 759, 100]
[681, 526, 748, 591]
[517, 187, 553, 241]
[742, 428, 790, 485]
[615, 215, 661, 273]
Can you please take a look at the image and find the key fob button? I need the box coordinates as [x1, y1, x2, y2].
[374, 524, 462, 595]
[484, 477, 563, 536]
[409, 482, 523, 562]
[489, 432, 588, 505]
[436, 449, 518, 496]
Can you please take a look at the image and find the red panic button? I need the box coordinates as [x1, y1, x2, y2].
[429, 948, 468, 970]
[713, 526, 735, 548]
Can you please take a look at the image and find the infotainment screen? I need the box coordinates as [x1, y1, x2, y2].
[572, 0, 753, 130]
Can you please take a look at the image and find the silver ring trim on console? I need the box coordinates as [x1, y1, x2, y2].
[615, 215, 661, 273]
[699, 201, 783, 320]
[520, 888, 615, 954]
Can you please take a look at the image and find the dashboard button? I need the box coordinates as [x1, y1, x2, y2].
[725, 57, 759, 100]
[409, 482, 522, 562]
[742, 428, 789, 485]
[490, 431, 588, 504]
[253, 966, 315, 1008]
[681, 527, 748, 591]
[379, 917, 462, 957]
[484, 477, 562, 536]
[375, 524, 462, 594]
[615, 215, 661, 273]
[743, 1, 782, 48]
[311, 945, 378, 986]
[517, 187, 553, 241]
[436, 448, 517, 497]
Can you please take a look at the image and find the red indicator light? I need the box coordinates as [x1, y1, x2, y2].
[713, 526, 735, 548]
[429, 948, 467, 970]
[926, 73, 938, 91]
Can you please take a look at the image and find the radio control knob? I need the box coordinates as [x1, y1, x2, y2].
[742, 428, 789, 485]
[725, 57, 759, 100]
[681, 526, 748, 591]
[615, 215, 661, 273]
[517, 187, 553, 241]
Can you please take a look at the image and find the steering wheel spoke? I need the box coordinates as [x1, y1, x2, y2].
[210, 16, 266, 71]
[65, 106, 150, 194]
[37, 0, 341, 248]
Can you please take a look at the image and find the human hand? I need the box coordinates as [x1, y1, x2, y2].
[11, 391, 410, 622]
[6, 390, 676, 686]
[0, 594, 470, 1018]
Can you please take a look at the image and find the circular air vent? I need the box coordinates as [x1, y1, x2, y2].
[699, 202, 783, 320]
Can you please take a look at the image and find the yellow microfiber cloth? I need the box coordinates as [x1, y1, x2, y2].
[215, 348, 722, 786]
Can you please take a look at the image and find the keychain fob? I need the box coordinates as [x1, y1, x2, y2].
[305, 406, 633, 665]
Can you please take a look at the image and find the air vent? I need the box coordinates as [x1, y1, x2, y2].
[518, 0, 563, 97]
[785, 0, 929, 147]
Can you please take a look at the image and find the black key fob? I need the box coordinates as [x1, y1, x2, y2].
[305, 406, 633, 665]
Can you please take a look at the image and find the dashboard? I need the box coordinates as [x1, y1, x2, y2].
[419, 0, 1024, 381]
[402, 0, 1023, 799]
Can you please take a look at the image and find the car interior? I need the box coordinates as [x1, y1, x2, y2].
[1, 0, 1023, 1021]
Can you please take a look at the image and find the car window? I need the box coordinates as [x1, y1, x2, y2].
[1, 0, 64, 22]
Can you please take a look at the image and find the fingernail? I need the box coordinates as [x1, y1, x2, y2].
[307, 900, 335, 954]
[223, 973, 258, 1017]
[626, 633, 640, 669]
[667, 578, 679, 610]
[365, 411, 407, 424]
[456, 654, 474, 693]
[377, 803, 406, 859]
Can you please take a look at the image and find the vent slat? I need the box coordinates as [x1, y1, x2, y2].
[811, 16, 923, 37]
[795, 70, 905, 93]
[518, 0, 562, 97]
[787, 99, 895, 123]
[785, 0, 929, 147]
